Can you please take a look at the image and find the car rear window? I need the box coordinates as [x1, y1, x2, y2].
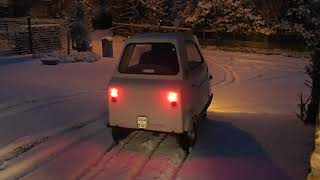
[118, 43, 179, 75]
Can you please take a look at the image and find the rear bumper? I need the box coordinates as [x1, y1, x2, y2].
[106, 124, 185, 134]
[107, 121, 184, 133]
[108, 102, 184, 133]
[106, 94, 213, 133]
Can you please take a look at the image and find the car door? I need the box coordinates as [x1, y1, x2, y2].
[185, 41, 210, 115]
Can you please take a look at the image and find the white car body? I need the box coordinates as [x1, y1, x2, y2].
[107, 33, 213, 148]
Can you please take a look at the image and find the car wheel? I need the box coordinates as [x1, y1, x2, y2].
[111, 127, 131, 144]
[179, 123, 197, 152]
[201, 112, 207, 119]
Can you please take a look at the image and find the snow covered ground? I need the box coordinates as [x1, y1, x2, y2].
[0, 43, 313, 180]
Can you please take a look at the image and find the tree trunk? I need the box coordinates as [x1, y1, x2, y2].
[306, 48, 320, 125]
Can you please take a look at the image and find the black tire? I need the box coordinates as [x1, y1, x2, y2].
[179, 123, 197, 152]
[201, 112, 207, 119]
[111, 127, 132, 143]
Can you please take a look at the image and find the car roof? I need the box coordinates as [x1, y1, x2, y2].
[126, 32, 195, 43]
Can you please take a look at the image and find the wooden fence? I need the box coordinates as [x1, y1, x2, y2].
[0, 18, 69, 56]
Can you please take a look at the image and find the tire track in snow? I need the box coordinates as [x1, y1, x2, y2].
[204, 53, 238, 88]
[213, 63, 238, 87]
[80, 132, 191, 180]
[125, 133, 167, 180]
[135, 135, 188, 180]
[0, 91, 86, 111]
[0, 113, 105, 162]
[0, 113, 106, 180]
[20, 129, 114, 180]
[78, 131, 140, 180]
[0, 90, 102, 119]
[211, 64, 227, 87]
[80, 131, 167, 180]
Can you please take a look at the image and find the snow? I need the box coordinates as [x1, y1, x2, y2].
[136, 135, 187, 180]
[36, 50, 101, 64]
[0, 112, 104, 161]
[0, 42, 313, 180]
[20, 130, 113, 180]
[311, 152, 320, 171]
[88, 132, 166, 180]
[0, 120, 104, 180]
[0, 57, 116, 148]
[205, 50, 309, 115]
[0, 159, 6, 170]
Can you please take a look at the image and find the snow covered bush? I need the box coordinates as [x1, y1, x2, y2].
[184, 1, 215, 30]
[179, 0, 197, 26]
[109, 0, 145, 23]
[223, 0, 272, 35]
[36, 50, 101, 64]
[143, 0, 172, 25]
[253, 0, 289, 23]
[107, 0, 318, 49]
[72, 51, 101, 63]
[68, 0, 91, 52]
[275, 0, 320, 48]
[184, 0, 272, 35]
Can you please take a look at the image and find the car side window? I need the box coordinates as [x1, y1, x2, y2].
[186, 41, 203, 69]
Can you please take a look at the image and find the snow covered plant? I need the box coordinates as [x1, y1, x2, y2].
[222, 0, 272, 35]
[68, 0, 91, 52]
[143, 0, 171, 25]
[275, 0, 320, 48]
[184, 0, 272, 35]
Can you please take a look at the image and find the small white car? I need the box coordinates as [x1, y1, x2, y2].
[107, 32, 213, 151]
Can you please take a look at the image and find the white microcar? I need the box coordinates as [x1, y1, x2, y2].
[107, 32, 213, 151]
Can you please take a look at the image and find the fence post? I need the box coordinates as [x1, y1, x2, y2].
[27, 17, 33, 54]
[67, 28, 70, 55]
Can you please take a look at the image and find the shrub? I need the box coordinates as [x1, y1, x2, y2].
[183, 0, 273, 35]
[68, 0, 91, 52]
[275, 0, 320, 49]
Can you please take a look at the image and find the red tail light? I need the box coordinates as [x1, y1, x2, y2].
[167, 92, 178, 107]
[109, 88, 118, 102]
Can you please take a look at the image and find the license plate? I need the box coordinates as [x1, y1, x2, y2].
[137, 116, 148, 129]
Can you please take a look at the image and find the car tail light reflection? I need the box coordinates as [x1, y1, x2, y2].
[168, 92, 178, 107]
[110, 88, 118, 102]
